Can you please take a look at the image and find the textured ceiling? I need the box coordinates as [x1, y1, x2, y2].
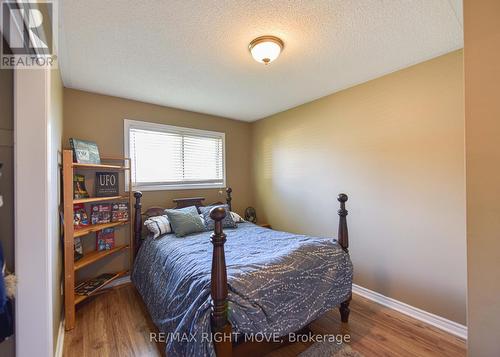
[59, 0, 463, 122]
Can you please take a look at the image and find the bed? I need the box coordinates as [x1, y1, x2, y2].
[131, 188, 353, 357]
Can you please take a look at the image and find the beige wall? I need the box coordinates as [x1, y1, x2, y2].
[63, 89, 253, 279]
[464, 1, 500, 355]
[63, 89, 253, 212]
[252, 51, 466, 324]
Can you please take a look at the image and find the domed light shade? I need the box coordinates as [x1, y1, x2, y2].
[249, 36, 284, 65]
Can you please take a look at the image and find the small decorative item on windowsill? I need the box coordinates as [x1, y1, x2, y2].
[244, 207, 257, 223]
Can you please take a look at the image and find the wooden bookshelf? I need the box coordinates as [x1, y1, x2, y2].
[63, 150, 133, 331]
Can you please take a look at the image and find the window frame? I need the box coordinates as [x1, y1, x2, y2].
[124, 119, 226, 191]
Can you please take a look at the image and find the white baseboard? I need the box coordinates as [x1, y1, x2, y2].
[55, 317, 65, 357]
[352, 284, 467, 340]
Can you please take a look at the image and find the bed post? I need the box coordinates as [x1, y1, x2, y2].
[225, 187, 232, 211]
[337, 193, 349, 252]
[209, 207, 233, 357]
[134, 191, 143, 255]
[337, 193, 351, 323]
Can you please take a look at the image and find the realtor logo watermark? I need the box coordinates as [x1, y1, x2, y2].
[1, 0, 57, 68]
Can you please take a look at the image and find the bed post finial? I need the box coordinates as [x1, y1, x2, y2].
[134, 191, 143, 256]
[209, 207, 233, 356]
[337, 193, 351, 323]
[337, 193, 349, 252]
[226, 187, 232, 211]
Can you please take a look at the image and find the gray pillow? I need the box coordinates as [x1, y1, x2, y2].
[199, 204, 237, 231]
[165, 206, 206, 237]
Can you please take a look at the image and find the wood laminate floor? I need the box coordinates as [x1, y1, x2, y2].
[63, 284, 466, 357]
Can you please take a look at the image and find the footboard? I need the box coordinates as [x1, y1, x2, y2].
[208, 193, 351, 356]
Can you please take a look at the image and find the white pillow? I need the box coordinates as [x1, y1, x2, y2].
[230, 211, 244, 223]
[144, 215, 172, 239]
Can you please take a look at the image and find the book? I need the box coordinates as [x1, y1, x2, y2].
[90, 203, 112, 224]
[96, 227, 115, 251]
[74, 237, 83, 261]
[73, 203, 89, 229]
[75, 273, 116, 296]
[69, 138, 101, 164]
[95, 172, 119, 197]
[73, 174, 89, 199]
[111, 202, 129, 222]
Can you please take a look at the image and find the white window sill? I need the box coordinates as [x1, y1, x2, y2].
[131, 183, 226, 192]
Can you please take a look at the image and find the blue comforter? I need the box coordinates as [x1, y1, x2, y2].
[132, 222, 353, 356]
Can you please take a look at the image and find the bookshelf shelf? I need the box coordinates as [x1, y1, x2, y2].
[74, 270, 128, 305]
[74, 220, 129, 238]
[63, 149, 133, 331]
[74, 245, 129, 271]
[73, 195, 128, 204]
[72, 162, 128, 170]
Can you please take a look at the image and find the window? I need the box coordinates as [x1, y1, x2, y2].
[124, 120, 225, 190]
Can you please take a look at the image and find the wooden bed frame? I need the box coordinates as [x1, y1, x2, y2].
[133, 188, 351, 357]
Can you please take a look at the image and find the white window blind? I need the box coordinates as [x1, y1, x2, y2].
[125, 120, 225, 190]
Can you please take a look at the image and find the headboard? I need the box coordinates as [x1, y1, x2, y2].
[142, 197, 206, 219]
[132, 187, 233, 253]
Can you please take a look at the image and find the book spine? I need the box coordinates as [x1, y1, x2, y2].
[69, 138, 76, 163]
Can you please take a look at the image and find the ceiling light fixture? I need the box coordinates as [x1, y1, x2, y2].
[249, 36, 284, 65]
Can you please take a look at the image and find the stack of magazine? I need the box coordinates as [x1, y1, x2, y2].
[75, 273, 117, 296]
